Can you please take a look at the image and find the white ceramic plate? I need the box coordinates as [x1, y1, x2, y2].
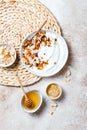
[20, 30, 68, 77]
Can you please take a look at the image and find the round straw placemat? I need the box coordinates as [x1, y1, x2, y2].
[0, 0, 61, 87]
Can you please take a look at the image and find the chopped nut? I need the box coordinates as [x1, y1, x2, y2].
[23, 40, 32, 48]
[51, 102, 58, 107]
[65, 69, 71, 78]
[64, 69, 71, 82]
[52, 107, 57, 112]
[41, 31, 46, 35]
[48, 110, 54, 115]
[48, 102, 58, 115]
[22, 55, 29, 65]
[65, 77, 71, 82]
[37, 63, 43, 70]
[43, 61, 48, 65]
[54, 61, 57, 64]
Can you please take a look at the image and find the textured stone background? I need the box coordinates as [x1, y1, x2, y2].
[0, 0, 87, 130]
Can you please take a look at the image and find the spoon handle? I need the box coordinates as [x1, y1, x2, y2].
[16, 71, 27, 99]
[35, 20, 47, 35]
[29, 20, 47, 40]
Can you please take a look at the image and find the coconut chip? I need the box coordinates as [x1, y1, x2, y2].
[51, 102, 58, 107]
[64, 69, 71, 82]
[48, 102, 58, 115]
[65, 69, 71, 78]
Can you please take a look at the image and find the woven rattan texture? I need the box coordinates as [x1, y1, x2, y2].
[0, 0, 61, 87]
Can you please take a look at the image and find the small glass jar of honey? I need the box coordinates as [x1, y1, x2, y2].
[21, 90, 42, 113]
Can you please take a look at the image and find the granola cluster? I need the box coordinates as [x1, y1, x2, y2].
[22, 31, 55, 70]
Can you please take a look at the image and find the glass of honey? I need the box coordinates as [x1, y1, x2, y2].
[21, 90, 42, 113]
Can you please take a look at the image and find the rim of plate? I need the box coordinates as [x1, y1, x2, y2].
[20, 30, 68, 77]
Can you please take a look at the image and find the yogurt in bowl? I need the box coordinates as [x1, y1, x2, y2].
[0, 44, 16, 67]
[20, 30, 68, 77]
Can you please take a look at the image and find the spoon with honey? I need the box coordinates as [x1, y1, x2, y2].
[16, 71, 33, 108]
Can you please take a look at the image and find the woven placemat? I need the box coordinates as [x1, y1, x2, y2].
[0, 0, 61, 87]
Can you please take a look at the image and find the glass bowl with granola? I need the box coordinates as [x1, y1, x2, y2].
[0, 44, 16, 67]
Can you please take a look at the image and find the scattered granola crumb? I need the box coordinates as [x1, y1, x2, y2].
[48, 102, 58, 115]
[51, 102, 58, 107]
[54, 61, 57, 64]
[65, 77, 71, 82]
[48, 110, 54, 115]
[52, 107, 57, 112]
[55, 38, 57, 41]
[64, 68, 71, 82]
[65, 69, 71, 78]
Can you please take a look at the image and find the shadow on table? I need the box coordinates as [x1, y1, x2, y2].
[29, 98, 47, 116]
[58, 88, 66, 102]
